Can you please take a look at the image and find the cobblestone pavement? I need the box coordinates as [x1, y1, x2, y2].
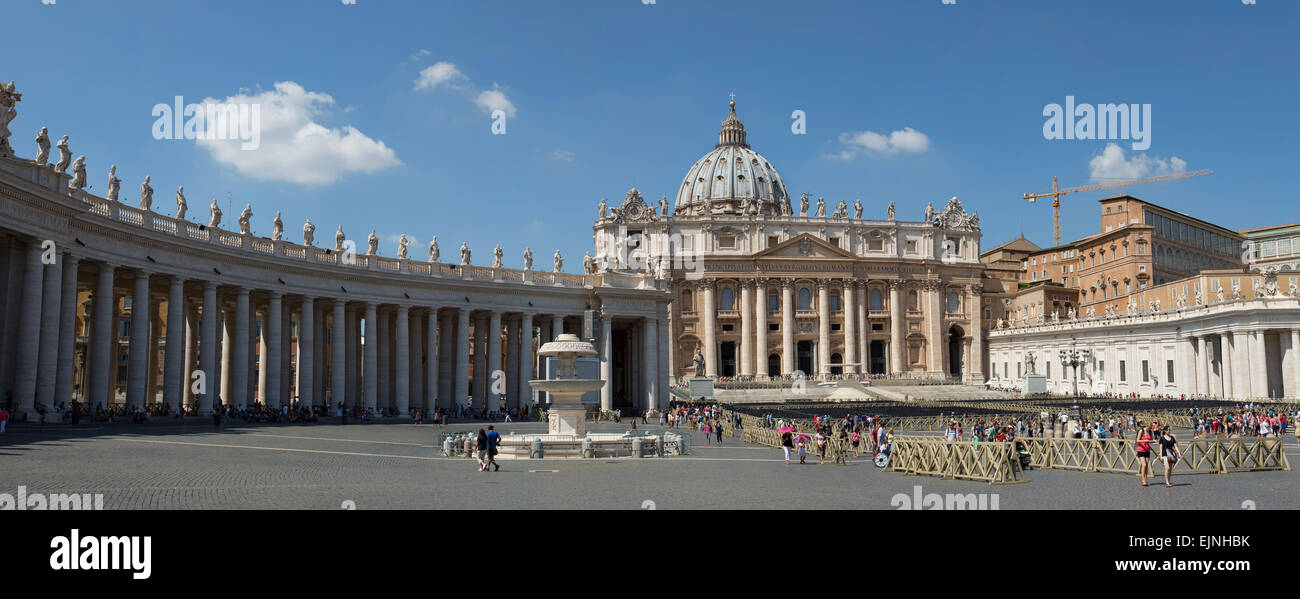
[1, 419, 1296, 509]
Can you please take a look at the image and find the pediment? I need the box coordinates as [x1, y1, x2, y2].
[755, 233, 856, 260]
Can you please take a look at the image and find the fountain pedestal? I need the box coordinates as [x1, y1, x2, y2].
[549, 406, 587, 436]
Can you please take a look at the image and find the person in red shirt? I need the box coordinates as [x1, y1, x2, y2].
[1135, 421, 1153, 487]
[0, 407, 8, 433]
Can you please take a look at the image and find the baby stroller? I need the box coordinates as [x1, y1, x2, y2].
[873, 442, 892, 468]
[1014, 440, 1032, 470]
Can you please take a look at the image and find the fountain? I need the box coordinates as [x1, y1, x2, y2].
[494, 333, 667, 458]
[530, 333, 604, 436]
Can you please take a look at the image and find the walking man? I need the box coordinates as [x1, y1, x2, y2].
[485, 425, 502, 472]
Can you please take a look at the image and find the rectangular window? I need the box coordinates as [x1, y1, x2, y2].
[768, 323, 779, 332]
[1120, 360, 1127, 382]
[718, 235, 736, 249]
[868, 238, 884, 251]
[1098, 360, 1105, 379]
[828, 237, 840, 247]
[768, 235, 780, 248]
[1141, 360, 1149, 383]
[1167, 360, 1175, 384]
[905, 240, 918, 254]
[1047, 362, 1051, 379]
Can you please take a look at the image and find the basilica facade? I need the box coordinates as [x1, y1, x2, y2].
[593, 102, 986, 383]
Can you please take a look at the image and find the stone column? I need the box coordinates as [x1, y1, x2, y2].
[700, 281, 717, 377]
[438, 309, 454, 409]
[1251, 329, 1269, 399]
[54, 255, 80, 407]
[817, 280, 830, 377]
[739, 279, 753, 377]
[600, 308, 613, 411]
[858, 281, 869, 376]
[506, 315, 520, 409]
[34, 250, 64, 413]
[125, 271, 149, 408]
[232, 288, 249, 408]
[551, 314, 563, 342]
[198, 281, 218, 415]
[299, 297, 314, 408]
[363, 302, 378, 410]
[454, 307, 470, 410]
[781, 279, 794, 376]
[163, 277, 186, 410]
[644, 316, 658, 410]
[184, 305, 197, 408]
[331, 300, 346, 409]
[245, 300, 256, 406]
[219, 305, 233, 407]
[926, 280, 944, 376]
[472, 314, 486, 406]
[257, 305, 268, 404]
[1291, 329, 1300, 400]
[345, 308, 358, 407]
[1196, 335, 1210, 397]
[280, 302, 292, 404]
[519, 312, 533, 408]
[426, 308, 439, 411]
[755, 280, 768, 379]
[377, 308, 390, 411]
[265, 292, 283, 408]
[395, 305, 410, 416]
[488, 311, 503, 410]
[658, 309, 670, 407]
[889, 280, 906, 375]
[89, 261, 115, 410]
[968, 284, 984, 383]
[1221, 332, 1235, 399]
[313, 308, 325, 408]
[410, 312, 422, 411]
[843, 280, 857, 375]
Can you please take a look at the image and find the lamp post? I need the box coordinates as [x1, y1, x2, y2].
[1059, 336, 1090, 421]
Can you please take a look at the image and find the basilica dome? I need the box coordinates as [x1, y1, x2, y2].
[673, 101, 790, 217]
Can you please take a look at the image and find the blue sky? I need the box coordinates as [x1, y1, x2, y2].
[5, 0, 1297, 265]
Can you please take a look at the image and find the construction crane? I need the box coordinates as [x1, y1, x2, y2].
[1024, 169, 1213, 247]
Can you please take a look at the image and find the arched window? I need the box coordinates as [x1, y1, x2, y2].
[947, 292, 960, 314]
[720, 287, 735, 311]
[908, 290, 919, 311]
[870, 288, 883, 311]
[680, 289, 693, 312]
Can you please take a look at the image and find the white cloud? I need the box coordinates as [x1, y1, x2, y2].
[409, 49, 432, 62]
[195, 81, 401, 186]
[413, 61, 518, 119]
[548, 148, 575, 162]
[830, 127, 930, 160]
[475, 84, 516, 117]
[414, 61, 467, 91]
[1088, 142, 1187, 180]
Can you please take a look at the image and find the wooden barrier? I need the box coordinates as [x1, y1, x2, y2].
[888, 438, 1025, 484]
[1017, 436, 1290, 474]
